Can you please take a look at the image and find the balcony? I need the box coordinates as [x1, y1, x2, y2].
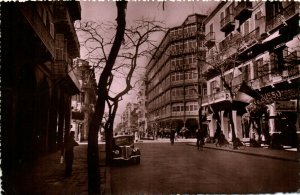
[244, 28, 260, 46]
[20, 5, 55, 57]
[170, 34, 183, 42]
[220, 14, 235, 33]
[197, 31, 206, 39]
[54, 4, 80, 58]
[52, 60, 67, 78]
[219, 32, 242, 52]
[266, 2, 299, 33]
[170, 47, 199, 57]
[184, 31, 196, 38]
[234, 1, 253, 22]
[171, 111, 198, 117]
[238, 28, 261, 54]
[201, 96, 209, 105]
[285, 64, 300, 79]
[204, 32, 215, 48]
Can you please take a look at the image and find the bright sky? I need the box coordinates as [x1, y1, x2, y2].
[79, 1, 219, 124]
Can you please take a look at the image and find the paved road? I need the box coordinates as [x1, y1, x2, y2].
[111, 142, 299, 194]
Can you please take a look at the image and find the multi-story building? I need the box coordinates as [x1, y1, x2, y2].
[71, 59, 97, 142]
[2, 1, 81, 176]
[145, 14, 207, 136]
[203, 1, 299, 147]
[122, 102, 139, 134]
[137, 82, 148, 133]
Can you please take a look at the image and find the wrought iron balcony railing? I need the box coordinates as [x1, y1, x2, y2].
[220, 14, 235, 32]
[266, 2, 298, 33]
[204, 32, 215, 48]
[219, 32, 242, 52]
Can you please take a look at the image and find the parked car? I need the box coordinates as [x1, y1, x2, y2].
[112, 135, 141, 164]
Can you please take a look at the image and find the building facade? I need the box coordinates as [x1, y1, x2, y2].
[2, 1, 82, 175]
[203, 1, 299, 147]
[71, 59, 97, 142]
[122, 103, 139, 134]
[137, 82, 148, 133]
[145, 14, 207, 137]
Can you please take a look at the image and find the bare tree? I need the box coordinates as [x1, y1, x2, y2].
[78, 18, 165, 164]
[76, 4, 166, 192]
[76, 1, 127, 194]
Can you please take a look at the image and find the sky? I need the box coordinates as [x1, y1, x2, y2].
[79, 1, 219, 124]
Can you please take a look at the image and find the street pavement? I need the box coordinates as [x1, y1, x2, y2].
[3, 139, 298, 194]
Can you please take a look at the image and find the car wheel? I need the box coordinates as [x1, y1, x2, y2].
[134, 157, 140, 164]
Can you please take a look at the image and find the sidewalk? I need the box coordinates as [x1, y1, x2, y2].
[188, 142, 299, 162]
[4, 143, 108, 195]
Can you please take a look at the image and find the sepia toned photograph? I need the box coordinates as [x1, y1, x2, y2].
[1, 0, 299, 194]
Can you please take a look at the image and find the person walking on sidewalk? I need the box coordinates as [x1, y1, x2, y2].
[64, 131, 79, 177]
[170, 129, 176, 145]
[196, 128, 206, 150]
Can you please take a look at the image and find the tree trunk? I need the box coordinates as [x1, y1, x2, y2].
[87, 1, 127, 194]
[105, 100, 119, 165]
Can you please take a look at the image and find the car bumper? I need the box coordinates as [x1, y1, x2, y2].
[113, 155, 140, 161]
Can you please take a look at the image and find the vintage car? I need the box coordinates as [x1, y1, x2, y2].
[112, 135, 141, 164]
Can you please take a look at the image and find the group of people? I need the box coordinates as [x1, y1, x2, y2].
[169, 127, 209, 150]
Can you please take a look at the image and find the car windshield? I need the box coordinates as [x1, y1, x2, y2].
[114, 136, 133, 146]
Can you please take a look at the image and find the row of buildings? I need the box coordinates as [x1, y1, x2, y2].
[137, 1, 299, 146]
[2, 2, 97, 187]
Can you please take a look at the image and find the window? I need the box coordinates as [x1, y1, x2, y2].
[244, 20, 250, 36]
[211, 80, 217, 93]
[266, 1, 283, 21]
[242, 65, 250, 81]
[220, 12, 224, 22]
[210, 23, 214, 33]
[256, 58, 266, 77]
[203, 88, 207, 96]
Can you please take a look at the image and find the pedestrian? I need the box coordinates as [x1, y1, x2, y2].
[170, 129, 175, 145]
[196, 128, 205, 150]
[64, 131, 79, 177]
[135, 131, 139, 142]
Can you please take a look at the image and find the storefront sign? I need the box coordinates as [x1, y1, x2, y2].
[253, 88, 300, 105]
[275, 101, 297, 112]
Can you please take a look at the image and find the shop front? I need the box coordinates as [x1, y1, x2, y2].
[248, 86, 300, 147]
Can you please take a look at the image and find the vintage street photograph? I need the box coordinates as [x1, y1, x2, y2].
[1, 1, 299, 194]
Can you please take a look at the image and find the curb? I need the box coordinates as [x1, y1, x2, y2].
[187, 143, 299, 162]
[104, 166, 111, 195]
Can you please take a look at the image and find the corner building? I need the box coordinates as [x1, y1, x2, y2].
[2, 2, 82, 174]
[203, 1, 299, 146]
[146, 14, 207, 137]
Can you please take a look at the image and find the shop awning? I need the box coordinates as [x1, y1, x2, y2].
[209, 100, 248, 116]
[262, 31, 280, 44]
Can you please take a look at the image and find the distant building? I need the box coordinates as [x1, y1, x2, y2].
[122, 103, 139, 134]
[71, 59, 97, 142]
[145, 14, 207, 137]
[136, 82, 148, 133]
[2, 2, 82, 171]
